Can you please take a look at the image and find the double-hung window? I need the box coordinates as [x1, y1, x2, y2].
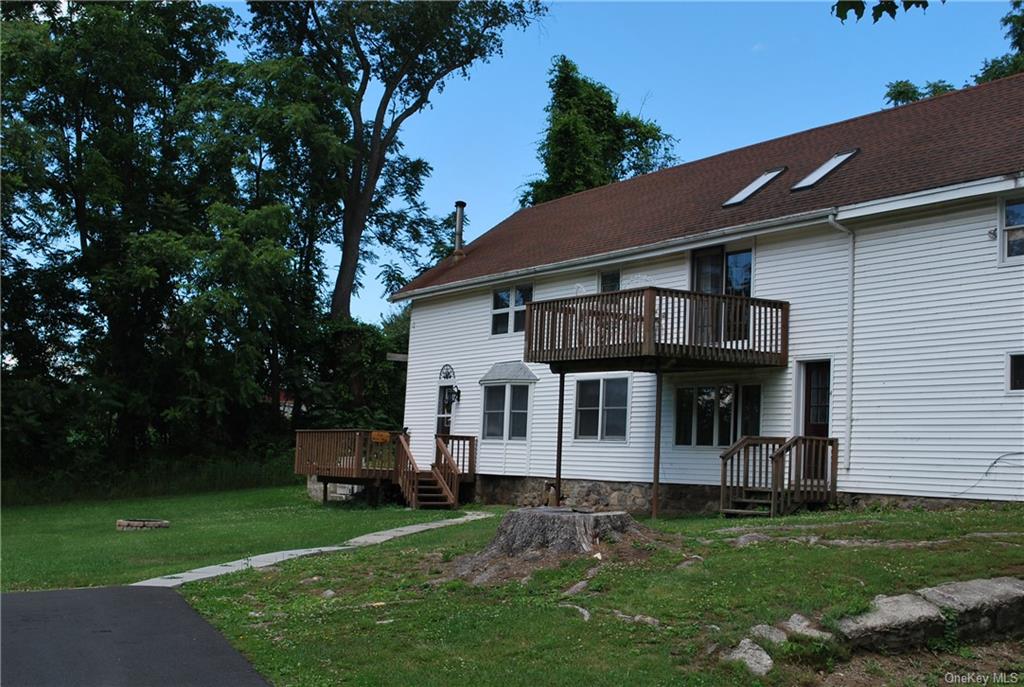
[1002, 199, 1024, 263]
[675, 384, 761, 447]
[575, 378, 628, 441]
[482, 384, 530, 440]
[491, 285, 533, 335]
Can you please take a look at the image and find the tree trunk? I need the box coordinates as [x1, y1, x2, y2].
[329, 203, 367, 321]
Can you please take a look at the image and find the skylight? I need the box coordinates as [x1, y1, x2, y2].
[791, 149, 859, 191]
[722, 167, 786, 207]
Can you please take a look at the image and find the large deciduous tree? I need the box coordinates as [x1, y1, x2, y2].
[519, 55, 677, 208]
[246, 1, 545, 321]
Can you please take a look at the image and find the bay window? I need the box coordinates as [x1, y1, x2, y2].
[482, 384, 530, 440]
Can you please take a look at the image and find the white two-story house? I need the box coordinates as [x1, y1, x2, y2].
[297, 74, 1024, 515]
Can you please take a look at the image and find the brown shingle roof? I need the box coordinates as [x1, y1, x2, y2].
[397, 74, 1024, 297]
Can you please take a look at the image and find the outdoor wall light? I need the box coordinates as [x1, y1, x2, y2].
[988, 227, 998, 239]
[444, 385, 462, 406]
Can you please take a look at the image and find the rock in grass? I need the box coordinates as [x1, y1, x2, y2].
[559, 603, 591, 621]
[837, 594, 944, 651]
[780, 614, 833, 641]
[563, 580, 589, 596]
[321, 589, 336, 599]
[917, 577, 1024, 639]
[750, 624, 787, 645]
[732, 533, 772, 548]
[721, 638, 773, 675]
[676, 554, 704, 569]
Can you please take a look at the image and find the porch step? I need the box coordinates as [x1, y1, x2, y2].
[721, 508, 771, 517]
[733, 497, 772, 505]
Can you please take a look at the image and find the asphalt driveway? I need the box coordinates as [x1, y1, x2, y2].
[1, 586, 268, 687]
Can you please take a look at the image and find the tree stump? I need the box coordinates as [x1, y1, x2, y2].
[483, 507, 639, 555]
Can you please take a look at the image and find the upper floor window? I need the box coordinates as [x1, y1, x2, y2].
[599, 270, 621, 293]
[492, 284, 532, 335]
[575, 377, 628, 441]
[1004, 199, 1024, 262]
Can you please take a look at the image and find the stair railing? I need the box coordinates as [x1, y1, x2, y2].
[433, 436, 460, 506]
[770, 436, 839, 515]
[395, 433, 421, 508]
[720, 436, 787, 513]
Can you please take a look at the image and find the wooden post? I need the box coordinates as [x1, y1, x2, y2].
[556, 372, 565, 503]
[642, 288, 656, 356]
[652, 370, 663, 519]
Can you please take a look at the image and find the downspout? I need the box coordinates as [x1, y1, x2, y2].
[827, 212, 854, 472]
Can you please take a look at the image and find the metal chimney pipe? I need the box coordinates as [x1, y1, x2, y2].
[453, 200, 466, 260]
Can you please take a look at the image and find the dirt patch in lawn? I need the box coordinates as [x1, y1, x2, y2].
[821, 640, 1024, 687]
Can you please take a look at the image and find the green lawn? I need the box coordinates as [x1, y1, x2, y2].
[184, 504, 1024, 687]
[1, 486, 461, 591]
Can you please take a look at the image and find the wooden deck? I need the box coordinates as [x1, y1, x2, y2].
[294, 430, 476, 509]
[524, 287, 789, 374]
[720, 435, 838, 517]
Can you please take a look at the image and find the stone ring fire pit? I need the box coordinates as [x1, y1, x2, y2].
[116, 519, 170, 531]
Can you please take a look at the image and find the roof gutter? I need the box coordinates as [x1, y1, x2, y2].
[391, 207, 834, 302]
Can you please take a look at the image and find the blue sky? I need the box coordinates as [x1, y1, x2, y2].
[228, 1, 1013, 322]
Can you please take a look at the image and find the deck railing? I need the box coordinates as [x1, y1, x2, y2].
[294, 429, 401, 479]
[524, 287, 788, 369]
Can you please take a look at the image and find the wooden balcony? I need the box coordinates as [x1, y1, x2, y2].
[523, 287, 789, 374]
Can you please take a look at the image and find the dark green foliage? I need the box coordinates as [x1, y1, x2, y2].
[1, 3, 464, 500]
[833, 1, 936, 24]
[883, 79, 955, 106]
[880, 1, 1023, 105]
[520, 56, 677, 207]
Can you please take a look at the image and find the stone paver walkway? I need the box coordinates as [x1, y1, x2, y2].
[133, 510, 493, 588]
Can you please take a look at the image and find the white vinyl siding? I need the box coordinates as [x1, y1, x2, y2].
[403, 206, 1023, 502]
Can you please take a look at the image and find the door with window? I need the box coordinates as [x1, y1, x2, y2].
[802, 361, 830, 481]
[802, 362, 830, 438]
[436, 386, 454, 436]
[691, 247, 752, 345]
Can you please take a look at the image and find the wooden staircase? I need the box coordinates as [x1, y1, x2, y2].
[412, 471, 455, 509]
[720, 435, 838, 517]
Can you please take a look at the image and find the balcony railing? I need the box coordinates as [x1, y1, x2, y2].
[523, 287, 789, 372]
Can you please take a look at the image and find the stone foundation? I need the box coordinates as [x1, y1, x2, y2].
[838, 492, 995, 512]
[305, 476, 363, 503]
[474, 474, 719, 515]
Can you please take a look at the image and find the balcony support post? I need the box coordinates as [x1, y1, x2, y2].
[652, 368, 663, 519]
[555, 372, 565, 503]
